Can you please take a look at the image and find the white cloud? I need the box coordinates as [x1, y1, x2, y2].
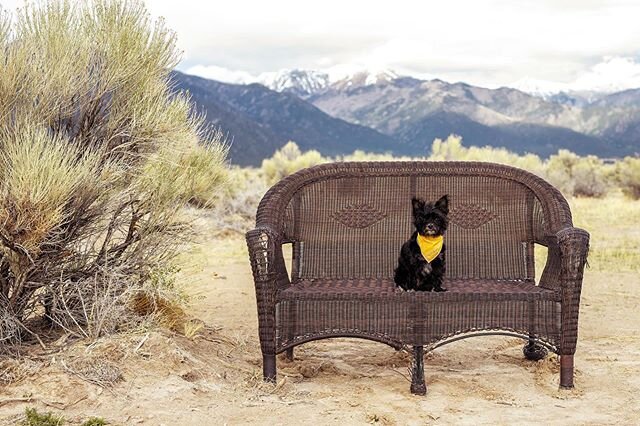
[142, 0, 640, 88]
[185, 65, 257, 84]
[513, 57, 640, 94]
[3, 0, 640, 90]
[571, 57, 640, 92]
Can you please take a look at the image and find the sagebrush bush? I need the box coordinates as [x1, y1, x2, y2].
[615, 157, 640, 199]
[207, 167, 268, 235]
[0, 0, 227, 343]
[429, 135, 546, 176]
[545, 150, 611, 197]
[429, 136, 614, 197]
[339, 150, 415, 162]
[261, 141, 327, 185]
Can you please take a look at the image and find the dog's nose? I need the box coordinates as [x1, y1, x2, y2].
[426, 223, 436, 231]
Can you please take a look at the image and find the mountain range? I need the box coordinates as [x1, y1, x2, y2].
[171, 69, 639, 165]
[172, 71, 403, 165]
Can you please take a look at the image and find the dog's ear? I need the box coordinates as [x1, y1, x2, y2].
[412, 197, 425, 215]
[435, 195, 449, 214]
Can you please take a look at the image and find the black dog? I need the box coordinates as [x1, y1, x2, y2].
[394, 195, 449, 291]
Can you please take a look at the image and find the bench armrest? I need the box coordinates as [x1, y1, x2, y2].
[246, 226, 290, 355]
[246, 226, 289, 287]
[539, 227, 589, 354]
[539, 227, 590, 291]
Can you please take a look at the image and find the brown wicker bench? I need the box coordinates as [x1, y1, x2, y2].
[246, 161, 589, 395]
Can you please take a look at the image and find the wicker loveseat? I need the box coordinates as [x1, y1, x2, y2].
[246, 162, 589, 395]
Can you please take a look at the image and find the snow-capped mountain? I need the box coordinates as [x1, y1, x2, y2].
[257, 69, 331, 97]
[510, 77, 608, 106]
[257, 68, 403, 96]
[510, 77, 569, 98]
[329, 69, 400, 91]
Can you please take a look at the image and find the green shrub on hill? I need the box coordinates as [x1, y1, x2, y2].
[545, 150, 611, 198]
[261, 141, 327, 185]
[429, 135, 546, 177]
[254, 136, 622, 201]
[615, 157, 640, 199]
[339, 150, 416, 162]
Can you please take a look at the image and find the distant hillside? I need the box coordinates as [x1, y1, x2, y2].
[586, 89, 640, 145]
[395, 111, 608, 157]
[307, 74, 634, 157]
[171, 71, 404, 165]
[172, 69, 639, 164]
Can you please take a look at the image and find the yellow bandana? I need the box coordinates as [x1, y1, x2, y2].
[417, 234, 443, 263]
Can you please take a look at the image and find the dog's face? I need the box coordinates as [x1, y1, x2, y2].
[412, 195, 449, 236]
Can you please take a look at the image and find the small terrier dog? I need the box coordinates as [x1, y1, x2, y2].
[394, 195, 449, 291]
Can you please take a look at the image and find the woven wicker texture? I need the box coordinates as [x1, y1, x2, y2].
[246, 161, 589, 388]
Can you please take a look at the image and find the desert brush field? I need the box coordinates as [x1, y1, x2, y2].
[1, 195, 639, 425]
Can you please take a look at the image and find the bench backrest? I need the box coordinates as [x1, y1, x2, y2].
[258, 162, 572, 282]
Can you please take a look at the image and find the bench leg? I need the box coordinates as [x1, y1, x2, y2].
[263, 354, 276, 383]
[560, 355, 574, 388]
[285, 347, 294, 361]
[410, 346, 427, 395]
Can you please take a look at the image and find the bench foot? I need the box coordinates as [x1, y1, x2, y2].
[523, 339, 548, 361]
[285, 347, 294, 361]
[560, 355, 574, 388]
[410, 346, 427, 395]
[263, 354, 276, 383]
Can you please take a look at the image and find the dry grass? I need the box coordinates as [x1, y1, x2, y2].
[0, 358, 40, 386]
[130, 291, 187, 331]
[570, 192, 640, 271]
[182, 319, 205, 340]
[62, 356, 123, 388]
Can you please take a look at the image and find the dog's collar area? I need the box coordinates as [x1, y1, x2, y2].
[417, 234, 443, 262]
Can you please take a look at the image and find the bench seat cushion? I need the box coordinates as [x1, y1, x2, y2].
[279, 278, 558, 301]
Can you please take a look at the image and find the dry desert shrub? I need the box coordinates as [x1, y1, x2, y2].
[545, 150, 612, 198]
[207, 167, 268, 235]
[615, 156, 640, 199]
[340, 150, 416, 162]
[0, 0, 227, 344]
[429, 136, 617, 198]
[261, 141, 327, 185]
[429, 134, 546, 177]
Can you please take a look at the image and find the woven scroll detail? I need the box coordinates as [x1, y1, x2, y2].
[449, 203, 498, 229]
[331, 203, 387, 229]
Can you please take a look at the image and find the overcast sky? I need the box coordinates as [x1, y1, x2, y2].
[3, 0, 640, 91]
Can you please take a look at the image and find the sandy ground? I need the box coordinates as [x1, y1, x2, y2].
[1, 233, 640, 425]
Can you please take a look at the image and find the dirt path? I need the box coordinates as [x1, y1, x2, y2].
[1, 236, 640, 425]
